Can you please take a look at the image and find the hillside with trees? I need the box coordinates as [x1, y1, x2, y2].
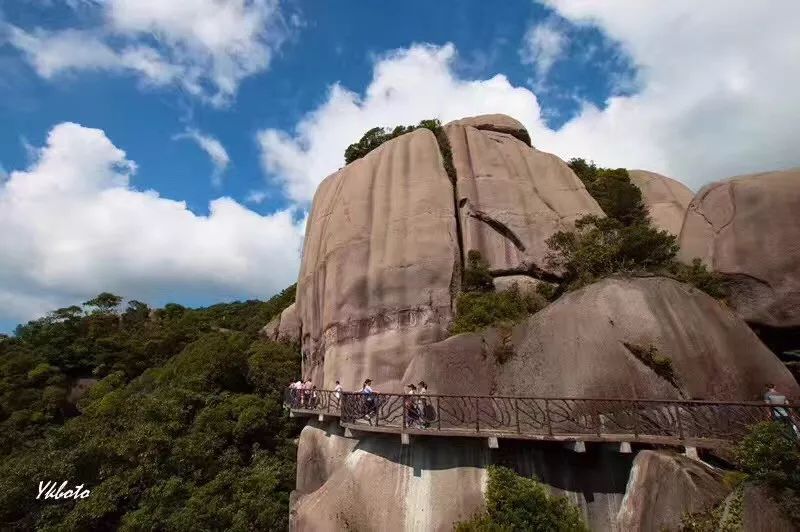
[0, 287, 300, 530]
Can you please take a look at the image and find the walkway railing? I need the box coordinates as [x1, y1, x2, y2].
[285, 390, 799, 448]
[284, 388, 341, 415]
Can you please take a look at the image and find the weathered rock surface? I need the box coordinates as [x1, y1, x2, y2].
[404, 277, 799, 400]
[445, 115, 604, 276]
[628, 169, 693, 236]
[259, 302, 300, 343]
[277, 302, 300, 343]
[296, 419, 358, 494]
[679, 168, 800, 327]
[741, 484, 796, 532]
[260, 315, 280, 341]
[616, 450, 729, 531]
[296, 128, 458, 390]
[492, 274, 552, 297]
[293, 431, 632, 532]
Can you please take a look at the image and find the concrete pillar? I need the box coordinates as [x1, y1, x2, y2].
[401, 433, 410, 445]
[565, 441, 586, 453]
[619, 442, 632, 453]
[488, 437, 499, 449]
[684, 446, 699, 460]
[318, 413, 325, 422]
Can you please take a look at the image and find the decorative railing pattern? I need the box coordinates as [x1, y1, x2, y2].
[285, 390, 799, 446]
[284, 388, 342, 415]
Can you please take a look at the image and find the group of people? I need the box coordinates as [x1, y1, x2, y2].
[403, 381, 434, 428]
[287, 378, 319, 409]
[285, 378, 436, 427]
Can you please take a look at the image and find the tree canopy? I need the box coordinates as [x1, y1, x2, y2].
[0, 287, 300, 530]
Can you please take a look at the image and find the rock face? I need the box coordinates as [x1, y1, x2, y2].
[616, 450, 729, 531]
[295, 419, 358, 494]
[445, 116, 603, 276]
[628, 169, 693, 236]
[679, 168, 800, 327]
[405, 277, 799, 400]
[259, 302, 301, 344]
[293, 427, 632, 532]
[741, 484, 795, 532]
[277, 302, 300, 343]
[492, 274, 552, 297]
[296, 129, 458, 390]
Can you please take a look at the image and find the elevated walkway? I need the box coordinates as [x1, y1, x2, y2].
[284, 389, 797, 451]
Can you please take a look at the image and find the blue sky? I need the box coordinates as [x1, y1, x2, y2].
[1, 0, 798, 331]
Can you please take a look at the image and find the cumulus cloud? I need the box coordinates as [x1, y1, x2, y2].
[258, 44, 543, 203]
[0, 122, 303, 325]
[519, 19, 567, 79]
[174, 128, 230, 186]
[259, 1, 800, 196]
[6, 0, 293, 105]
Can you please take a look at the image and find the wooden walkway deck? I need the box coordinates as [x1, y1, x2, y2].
[285, 390, 797, 450]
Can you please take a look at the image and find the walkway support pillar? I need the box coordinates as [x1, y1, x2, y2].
[488, 436, 499, 449]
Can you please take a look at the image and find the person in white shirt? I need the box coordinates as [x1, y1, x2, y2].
[334, 380, 343, 407]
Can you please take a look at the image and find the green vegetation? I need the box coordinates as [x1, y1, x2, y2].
[462, 249, 494, 293]
[623, 343, 677, 386]
[344, 119, 455, 178]
[546, 159, 725, 297]
[453, 251, 546, 335]
[680, 486, 743, 532]
[684, 422, 800, 530]
[455, 466, 587, 532]
[568, 158, 648, 226]
[545, 215, 680, 290]
[0, 288, 300, 530]
[734, 421, 800, 525]
[452, 288, 546, 335]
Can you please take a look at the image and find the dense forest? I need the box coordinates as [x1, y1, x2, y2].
[0, 287, 300, 530]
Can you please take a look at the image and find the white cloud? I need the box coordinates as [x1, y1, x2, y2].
[260, 2, 800, 197]
[258, 44, 543, 203]
[174, 128, 230, 186]
[245, 190, 269, 204]
[6, 0, 292, 105]
[519, 19, 567, 79]
[0, 122, 303, 325]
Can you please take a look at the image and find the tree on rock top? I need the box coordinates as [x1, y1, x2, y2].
[569, 158, 648, 226]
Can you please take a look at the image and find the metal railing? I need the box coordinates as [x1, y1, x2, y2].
[285, 390, 799, 446]
[284, 388, 342, 415]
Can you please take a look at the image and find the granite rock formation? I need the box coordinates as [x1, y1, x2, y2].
[260, 302, 301, 344]
[445, 116, 604, 276]
[679, 168, 800, 328]
[404, 277, 798, 400]
[627, 169, 693, 236]
[293, 420, 632, 532]
[616, 450, 729, 531]
[296, 129, 458, 390]
[296, 116, 607, 390]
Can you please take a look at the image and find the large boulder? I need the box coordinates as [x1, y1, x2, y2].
[293, 432, 631, 532]
[296, 419, 358, 494]
[445, 115, 604, 276]
[404, 277, 798, 400]
[628, 169, 693, 236]
[741, 484, 796, 532]
[277, 302, 300, 344]
[296, 129, 458, 390]
[678, 168, 800, 327]
[616, 450, 729, 531]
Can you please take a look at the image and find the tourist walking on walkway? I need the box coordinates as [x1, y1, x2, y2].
[334, 380, 343, 407]
[361, 379, 377, 422]
[405, 384, 420, 427]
